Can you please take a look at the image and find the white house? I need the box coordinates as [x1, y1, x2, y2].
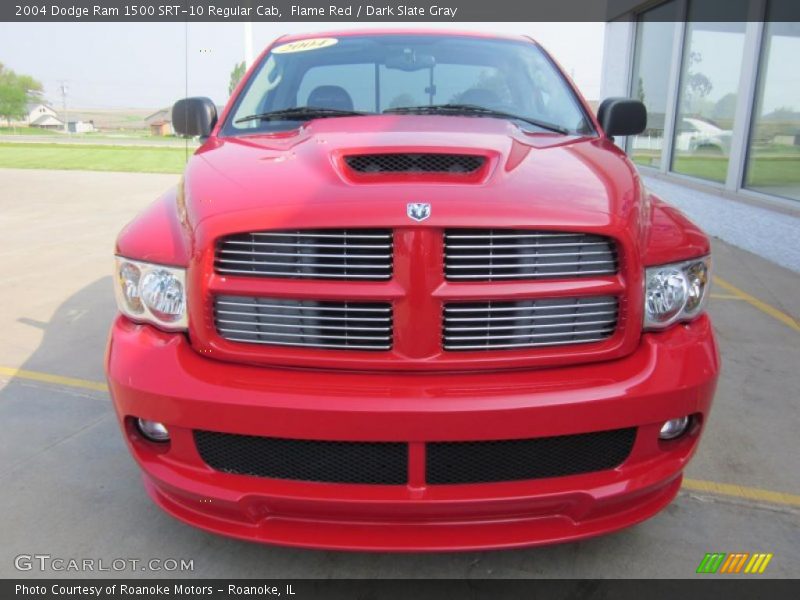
[25, 103, 63, 129]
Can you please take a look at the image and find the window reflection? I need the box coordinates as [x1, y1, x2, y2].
[671, 1, 749, 183]
[628, 1, 679, 168]
[745, 18, 800, 202]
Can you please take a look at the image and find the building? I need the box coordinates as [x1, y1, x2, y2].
[67, 120, 96, 134]
[601, 0, 800, 207]
[144, 108, 173, 136]
[25, 102, 63, 129]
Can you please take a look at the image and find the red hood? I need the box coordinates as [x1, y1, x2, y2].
[182, 115, 644, 238]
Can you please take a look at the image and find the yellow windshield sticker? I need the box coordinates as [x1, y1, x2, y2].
[272, 38, 338, 54]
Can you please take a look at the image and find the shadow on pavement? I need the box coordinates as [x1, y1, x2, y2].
[11, 276, 115, 382]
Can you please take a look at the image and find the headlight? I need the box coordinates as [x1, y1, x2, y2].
[114, 257, 187, 331]
[644, 256, 710, 330]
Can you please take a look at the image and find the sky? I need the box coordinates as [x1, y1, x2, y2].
[0, 22, 605, 110]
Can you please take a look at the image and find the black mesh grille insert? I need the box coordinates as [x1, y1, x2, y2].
[426, 428, 636, 484]
[345, 153, 485, 174]
[214, 296, 393, 351]
[194, 430, 408, 484]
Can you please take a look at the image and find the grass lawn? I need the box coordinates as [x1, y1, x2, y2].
[671, 155, 729, 183]
[1, 127, 188, 144]
[671, 155, 800, 186]
[0, 142, 188, 174]
[0, 126, 55, 136]
[745, 155, 800, 187]
[635, 152, 800, 189]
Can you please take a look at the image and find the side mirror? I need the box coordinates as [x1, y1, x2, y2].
[172, 97, 217, 138]
[597, 98, 647, 137]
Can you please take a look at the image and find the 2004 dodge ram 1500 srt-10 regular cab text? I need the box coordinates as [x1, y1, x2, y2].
[106, 30, 719, 551]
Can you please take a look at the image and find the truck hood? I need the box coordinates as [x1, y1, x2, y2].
[183, 115, 643, 235]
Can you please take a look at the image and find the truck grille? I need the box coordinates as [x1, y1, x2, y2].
[345, 153, 485, 174]
[443, 296, 618, 351]
[194, 431, 407, 484]
[193, 428, 636, 485]
[215, 229, 393, 280]
[214, 296, 393, 351]
[426, 428, 636, 484]
[444, 229, 617, 280]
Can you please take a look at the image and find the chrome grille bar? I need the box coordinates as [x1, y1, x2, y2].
[444, 300, 616, 313]
[216, 229, 393, 280]
[445, 229, 617, 281]
[443, 296, 618, 351]
[214, 296, 393, 351]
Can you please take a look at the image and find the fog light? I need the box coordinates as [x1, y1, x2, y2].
[659, 416, 690, 440]
[136, 418, 170, 442]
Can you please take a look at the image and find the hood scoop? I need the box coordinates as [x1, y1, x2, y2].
[344, 153, 486, 175]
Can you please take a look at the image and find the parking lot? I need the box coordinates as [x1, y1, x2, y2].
[0, 168, 798, 578]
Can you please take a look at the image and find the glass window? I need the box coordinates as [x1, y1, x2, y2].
[628, 0, 679, 168]
[297, 64, 376, 112]
[224, 35, 592, 136]
[377, 64, 513, 111]
[744, 17, 800, 201]
[671, 0, 750, 183]
[379, 65, 429, 110]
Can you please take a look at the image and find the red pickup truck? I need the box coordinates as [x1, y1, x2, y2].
[107, 30, 719, 551]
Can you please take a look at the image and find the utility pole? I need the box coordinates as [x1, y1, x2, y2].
[58, 80, 69, 134]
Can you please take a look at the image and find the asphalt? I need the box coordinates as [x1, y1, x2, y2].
[0, 168, 797, 578]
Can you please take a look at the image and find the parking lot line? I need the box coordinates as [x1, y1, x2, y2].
[683, 478, 800, 509]
[0, 366, 108, 392]
[714, 276, 800, 333]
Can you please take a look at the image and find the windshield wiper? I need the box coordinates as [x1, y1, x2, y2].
[383, 103, 569, 135]
[235, 106, 369, 124]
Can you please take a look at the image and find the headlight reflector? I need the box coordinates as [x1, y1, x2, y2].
[684, 259, 710, 316]
[117, 261, 143, 314]
[114, 257, 187, 330]
[645, 267, 687, 325]
[140, 268, 185, 322]
[644, 257, 710, 330]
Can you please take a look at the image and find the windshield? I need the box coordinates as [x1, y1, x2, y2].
[224, 34, 593, 136]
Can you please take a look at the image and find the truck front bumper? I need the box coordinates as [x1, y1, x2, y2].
[106, 315, 719, 551]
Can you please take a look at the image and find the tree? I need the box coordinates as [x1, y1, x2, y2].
[712, 93, 738, 122]
[387, 93, 416, 109]
[228, 61, 246, 96]
[0, 63, 43, 125]
[684, 51, 712, 115]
